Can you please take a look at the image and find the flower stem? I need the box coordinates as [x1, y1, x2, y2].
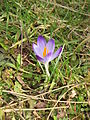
[45, 63, 50, 77]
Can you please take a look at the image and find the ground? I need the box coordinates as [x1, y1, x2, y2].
[0, 0, 90, 120]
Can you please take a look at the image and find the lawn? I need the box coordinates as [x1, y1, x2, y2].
[0, 0, 90, 120]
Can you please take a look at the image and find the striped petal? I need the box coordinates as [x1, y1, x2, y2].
[32, 43, 43, 57]
[46, 39, 55, 53]
[36, 55, 44, 62]
[49, 47, 63, 62]
[37, 35, 46, 51]
[43, 52, 52, 63]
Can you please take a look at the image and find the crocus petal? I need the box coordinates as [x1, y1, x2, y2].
[32, 43, 43, 57]
[37, 35, 46, 51]
[33, 35, 63, 64]
[49, 47, 63, 61]
[43, 52, 52, 63]
[36, 55, 44, 62]
[46, 39, 55, 53]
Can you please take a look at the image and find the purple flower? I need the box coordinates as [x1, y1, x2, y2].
[32, 35, 63, 64]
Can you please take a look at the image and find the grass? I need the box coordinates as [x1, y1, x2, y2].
[0, 0, 90, 120]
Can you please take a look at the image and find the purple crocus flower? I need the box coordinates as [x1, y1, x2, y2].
[32, 35, 63, 64]
[32, 35, 63, 76]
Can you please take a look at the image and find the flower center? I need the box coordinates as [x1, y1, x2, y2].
[43, 47, 49, 57]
